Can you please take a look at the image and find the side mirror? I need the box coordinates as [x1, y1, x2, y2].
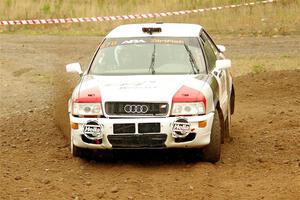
[216, 59, 231, 70]
[66, 63, 83, 75]
[217, 45, 226, 53]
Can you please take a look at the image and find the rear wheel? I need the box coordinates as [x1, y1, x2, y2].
[230, 86, 235, 115]
[201, 110, 221, 163]
[224, 102, 231, 140]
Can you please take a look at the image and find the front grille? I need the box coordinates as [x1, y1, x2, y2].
[113, 123, 161, 134]
[113, 123, 135, 134]
[107, 134, 167, 148]
[138, 123, 160, 133]
[105, 102, 168, 116]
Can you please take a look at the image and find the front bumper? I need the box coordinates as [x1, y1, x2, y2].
[70, 113, 214, 149]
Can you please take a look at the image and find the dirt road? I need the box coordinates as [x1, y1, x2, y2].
[0, 34, 299, 200]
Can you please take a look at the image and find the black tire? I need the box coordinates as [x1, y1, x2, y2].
[221, 96, 233, 144]
[224, 117, 230, 139]
[201, 110, 221, 163]
[230, 86, 235, 115]
[223, 102, 231, 141]
[71, 144, 83, 157]
[71, 144, 93, 159]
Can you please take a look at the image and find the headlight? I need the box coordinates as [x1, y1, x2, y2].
[72, 103, 103, 116]
[171, 102, 205, 116]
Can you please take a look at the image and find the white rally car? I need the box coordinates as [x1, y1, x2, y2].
[66, 23, 235, 163]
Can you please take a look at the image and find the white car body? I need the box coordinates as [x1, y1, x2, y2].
[66, 23, 234, 162]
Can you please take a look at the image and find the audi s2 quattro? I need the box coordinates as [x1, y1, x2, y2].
[66, 23, 235, 163]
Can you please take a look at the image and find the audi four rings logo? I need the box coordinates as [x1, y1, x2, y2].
[124, 105, 149, 113]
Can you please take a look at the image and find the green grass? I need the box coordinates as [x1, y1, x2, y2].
[251, 64, 265, 74]
[41, 3, 51, 15]
[0, 0, 299, 36]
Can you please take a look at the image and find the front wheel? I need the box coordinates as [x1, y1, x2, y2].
[71, 142, 93, 159]
[201, 110, 221, 163]
[71, 143, 83, 157]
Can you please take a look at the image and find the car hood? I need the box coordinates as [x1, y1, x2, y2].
[77, 74, 207, 103]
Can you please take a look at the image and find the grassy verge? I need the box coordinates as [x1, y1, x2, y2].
[0, 0, 299, 36]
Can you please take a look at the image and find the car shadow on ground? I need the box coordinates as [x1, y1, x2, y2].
[80, 149, 212, 166]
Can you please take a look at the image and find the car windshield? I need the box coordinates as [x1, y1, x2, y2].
[89, 37, 206, 75]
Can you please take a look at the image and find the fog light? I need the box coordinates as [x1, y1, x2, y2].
[71, 122, 79, 129]
[172, 118, 191, 138]
[198, 121, 207, 128]
[83, 121, 103, 140]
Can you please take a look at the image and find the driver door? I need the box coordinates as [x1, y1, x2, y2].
[200, 31, 229, 116]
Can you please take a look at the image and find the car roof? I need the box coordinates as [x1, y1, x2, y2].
[106, 23, 203, 38]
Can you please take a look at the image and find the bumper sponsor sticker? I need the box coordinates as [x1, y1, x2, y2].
[83, 121, 103, 139]
[172, 118, 191, 138]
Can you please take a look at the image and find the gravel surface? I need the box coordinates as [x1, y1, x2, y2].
[0, 34, 299, 200]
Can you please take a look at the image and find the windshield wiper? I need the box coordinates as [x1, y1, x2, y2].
[184, 43, 199, 74]
[149, 43, 156, 74]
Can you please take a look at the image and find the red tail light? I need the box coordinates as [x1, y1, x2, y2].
[172, 86, 206, 107]
[72, 86, 102, 103]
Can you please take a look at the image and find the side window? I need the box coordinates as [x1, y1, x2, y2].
[200, 31, 218, 72]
